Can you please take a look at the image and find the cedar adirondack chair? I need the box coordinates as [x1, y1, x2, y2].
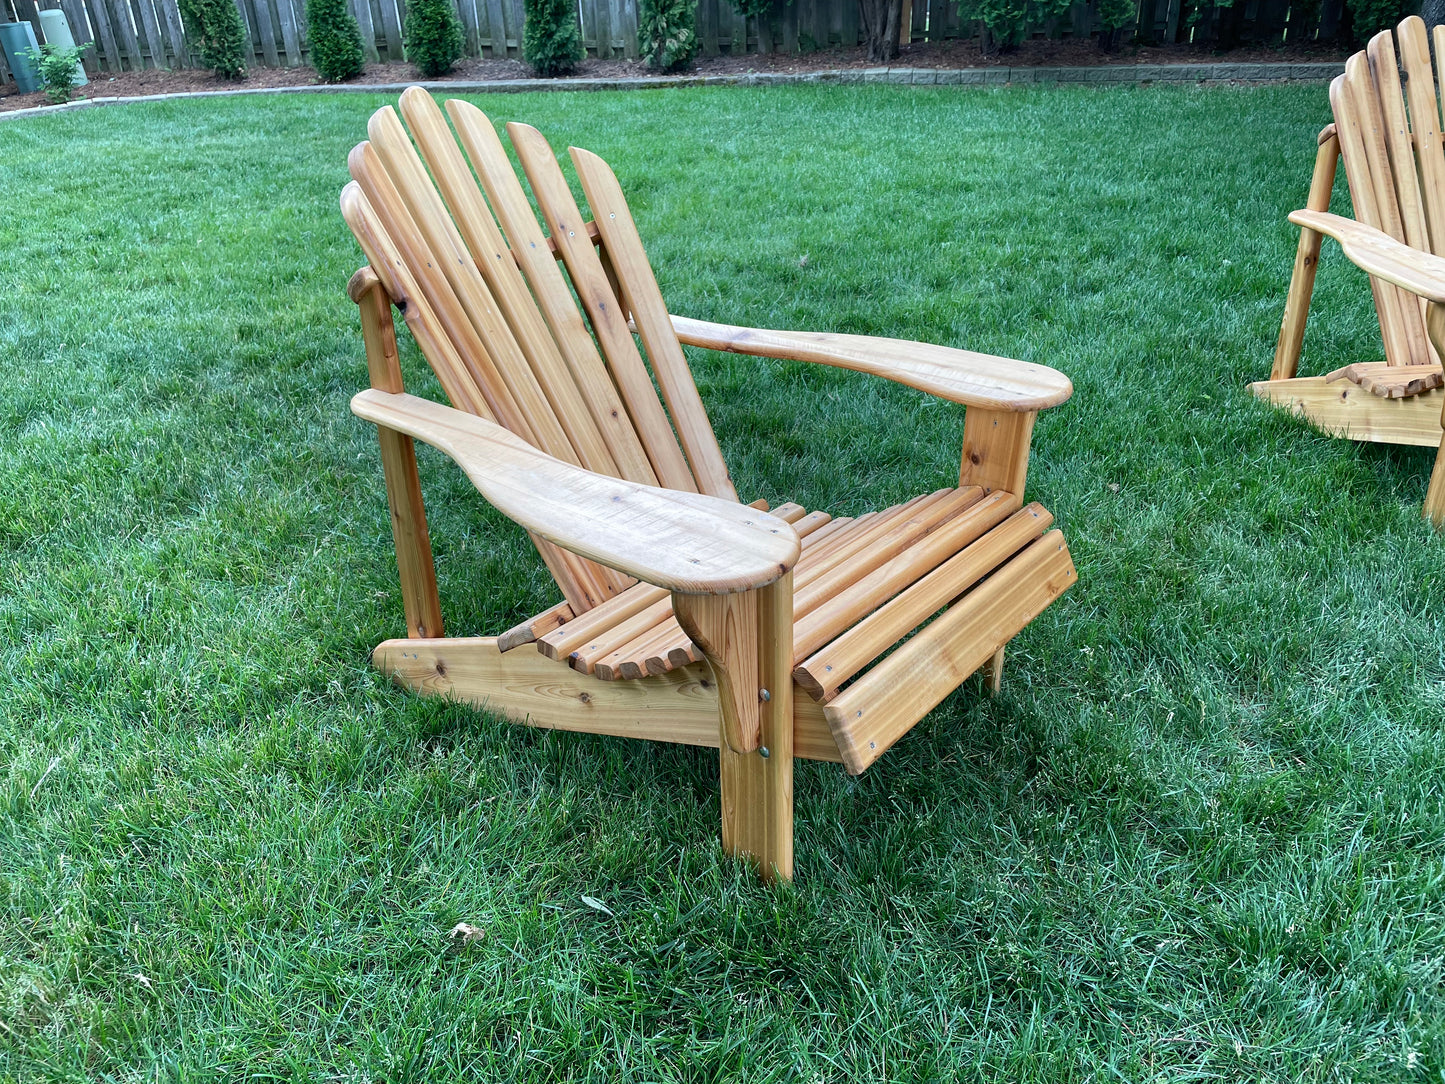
[341, 88, 1077, 881]
[1258, 15, 1445, 524]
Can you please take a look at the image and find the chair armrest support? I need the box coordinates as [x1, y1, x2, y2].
[351, 389, 800, 594]
[668, 315, 1072, 412]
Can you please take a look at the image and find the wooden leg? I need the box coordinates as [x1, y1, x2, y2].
[959, 408, 1036, 497]
[985, 646, 1004, 696]
[355, 269, 444, 639]
[1272, 133, 1340, 382]
[1425, 436, 1445, 528]
[722, 574, 794, 882]
[676, 574, 795, 882]
[1425, 303, 1445, 529]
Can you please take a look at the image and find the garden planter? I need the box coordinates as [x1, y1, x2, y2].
[37, 10, 87, 85]
[0, 20, 40, 94]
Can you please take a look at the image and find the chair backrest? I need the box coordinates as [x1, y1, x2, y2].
[1332, 15, 1445, 367]
[341, 88, 737, 613]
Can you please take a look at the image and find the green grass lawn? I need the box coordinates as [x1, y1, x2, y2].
[1, 82, 1442, 1081]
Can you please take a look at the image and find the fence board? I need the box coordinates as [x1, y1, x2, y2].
[158, 0, 187, 64]
[274, 0, 300, 64]
[697, 0, 717, 55]
[86, 0, 123, 69]
[481, 0, 505, 55]
[133, 0, 166, 65]
[255, 0, 280, 65]
[620, 0, 637, 57]
[1, 0, 1362, 82]
[455, 0, 479, 55]
[349, 0, 379, 60]
[108, 0, 142, 70]
[377, 0, 402, 57]
[505, 0, 522, 53]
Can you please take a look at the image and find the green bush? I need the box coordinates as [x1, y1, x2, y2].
[21, 43, 86, 104]
[179, 0, 249, 78]
[523, 0, 584, 76]
[405, 0, 464, 77]
[1344, 0, 1411, 40]
[307, 0, 365, 81]
[640, 0, 697, 70]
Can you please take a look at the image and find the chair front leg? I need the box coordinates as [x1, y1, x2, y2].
[674, 573, 794, 882]
[1424, 303, 1445, 529]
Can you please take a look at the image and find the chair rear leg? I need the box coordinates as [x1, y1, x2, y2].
[353, 268, 444, 639]
[1272, 130, 1340, 382]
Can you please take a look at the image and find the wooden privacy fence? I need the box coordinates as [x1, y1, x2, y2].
[5, 0, 1352, 82]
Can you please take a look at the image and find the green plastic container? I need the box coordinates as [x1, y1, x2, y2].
[37, 9, 86, 86]
[0, 21, 41, 95]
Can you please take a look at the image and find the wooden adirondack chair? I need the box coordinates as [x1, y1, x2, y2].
[1258, 15, 1445, 523]
[341, 88, 1077, 881]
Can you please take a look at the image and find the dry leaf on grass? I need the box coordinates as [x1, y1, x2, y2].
[448, 922, 485, 945]
[580, 896, 614, 917]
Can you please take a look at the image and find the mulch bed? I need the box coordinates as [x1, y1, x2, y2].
[0, 37, 1351, 113]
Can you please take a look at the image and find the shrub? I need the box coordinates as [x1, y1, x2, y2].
[179, 0, 249, 78]
[1094, 0, 1133, 49]
[21, 43, 86, 104]
[307, 0, 365, 82]
[640, 0, 696, 70]
[1344, 0, 1411, 40]
[404, 0, 464, 77]
[523, 0, 584, 76]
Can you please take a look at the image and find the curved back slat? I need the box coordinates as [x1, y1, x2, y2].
[1331, 28, 1440, 366]
[341, 91, 736, 612]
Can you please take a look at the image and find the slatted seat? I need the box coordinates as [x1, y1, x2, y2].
[1259, 15, 1445, 523]
[342, 88, 1076, 880]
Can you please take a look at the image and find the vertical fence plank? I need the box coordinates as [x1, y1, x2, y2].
[348, 0, 379, 60]
[809, 0, 827, 48]
[135, 0, 166, 65]
[157, 0, 186, 64]
[235, 0, 261, 62]
[109, 0, 142, 69]
[594, 0, 612, 56]
[377, 0, 402, 57]
[454, 0, 478, 56]
[252, 0, 280, 64]
[87, 0, 123, 69]
[476, 0, 496, 54]
[505, 0, 522, 53]
[274, 0, 300, 63]
[697, 0, 716, 54]
[620, 0, 637, 56]
[577, 0, 593, 52]
[837, 0, 855, 47]
[482, 0, 506, 55]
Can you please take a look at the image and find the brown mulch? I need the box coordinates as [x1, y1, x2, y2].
[0, 37, 1351, 114]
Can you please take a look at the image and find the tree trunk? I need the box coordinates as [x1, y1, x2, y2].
[858, 0, 903, 61]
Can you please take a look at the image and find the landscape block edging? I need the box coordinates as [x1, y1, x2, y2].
[0, 61, 1346, 122]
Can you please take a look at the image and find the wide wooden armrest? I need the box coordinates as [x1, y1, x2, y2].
[669, 315, 1072, 412]
[1290, 210, 1445, 304]
[351, 389, 800, 594]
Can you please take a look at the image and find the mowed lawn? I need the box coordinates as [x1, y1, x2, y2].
[1, 81, 1442, 1081]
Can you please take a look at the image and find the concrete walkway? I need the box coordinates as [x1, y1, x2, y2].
[0, 60, 1343, 122]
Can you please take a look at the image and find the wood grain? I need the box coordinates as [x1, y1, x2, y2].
[670, 316, 1073, 412]
[352, 389, 801, 593]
